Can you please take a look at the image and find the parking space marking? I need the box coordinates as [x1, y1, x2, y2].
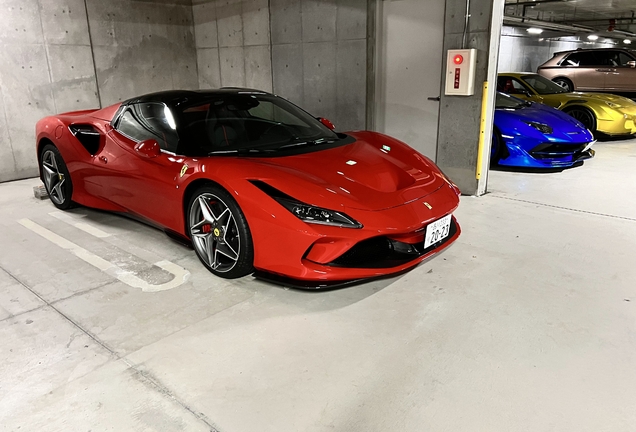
[18, 218, 190, 292]
[49, 211, 111, 238]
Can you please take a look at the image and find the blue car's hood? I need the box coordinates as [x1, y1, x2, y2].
[495, 102, 593, 144]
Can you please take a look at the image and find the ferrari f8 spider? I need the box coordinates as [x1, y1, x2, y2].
[36, 89, 461, 288]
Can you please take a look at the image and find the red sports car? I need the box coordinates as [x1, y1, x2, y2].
[36, 89, 461, 288]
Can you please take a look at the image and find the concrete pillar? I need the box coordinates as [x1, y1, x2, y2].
[436, 0, 505, 196]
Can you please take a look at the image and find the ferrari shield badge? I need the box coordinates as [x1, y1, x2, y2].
[424, 202, 433, 210]
[180, 164, 188, 178]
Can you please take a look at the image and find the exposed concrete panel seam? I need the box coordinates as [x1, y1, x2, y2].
[82, 0, 102, 108]
[0, 263, 222, 432]
[0, 86, 18, 171]
[214, 2, 223, 89]
[189, 1, 200, 90]
[35, 0, 58, 113]
[267, 0, 274, 93]
[491, 195, 636, 222]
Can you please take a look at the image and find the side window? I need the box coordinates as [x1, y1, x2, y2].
[618, 52, 635, 67]
[595, 51, 618, 66]
[497, 77, 529, 95]
[562, 52, 598, 67]
[115, 103, 179, 152]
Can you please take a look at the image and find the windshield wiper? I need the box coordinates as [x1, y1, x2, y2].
[207, 148, 274, 156]
[279, 137, 336, 150]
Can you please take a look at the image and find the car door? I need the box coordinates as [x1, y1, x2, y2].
[97, 102, 186, 230]
[562, 51, 606, 91]
[605, 51, 636, 92]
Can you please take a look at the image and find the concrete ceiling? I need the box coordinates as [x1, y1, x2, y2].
[504, 0, 636, 38]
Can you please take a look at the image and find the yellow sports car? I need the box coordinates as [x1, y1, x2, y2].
[497, 73, 636, 136]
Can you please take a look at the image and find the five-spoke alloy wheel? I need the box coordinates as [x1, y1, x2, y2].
[40, 144, 74, 210]
[187, 186, 254, 278]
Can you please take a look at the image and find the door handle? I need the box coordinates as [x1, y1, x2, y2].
[595, 68, 613, 72]
[428, 96, 441, 101]
[99, 156, 108, 164]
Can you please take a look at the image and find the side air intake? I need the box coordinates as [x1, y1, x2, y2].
[69, 124, 101, 155]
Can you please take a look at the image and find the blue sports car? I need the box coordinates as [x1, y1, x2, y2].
[492, 92, 595, 168]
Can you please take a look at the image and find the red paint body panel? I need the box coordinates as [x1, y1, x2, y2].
[35, 101, 461, 283]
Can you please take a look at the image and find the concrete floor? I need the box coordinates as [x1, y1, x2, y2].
[1, 139, 635, 431]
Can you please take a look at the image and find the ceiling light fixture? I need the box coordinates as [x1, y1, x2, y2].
[526, 27, 543, 34]
[587, 35, 599, 41]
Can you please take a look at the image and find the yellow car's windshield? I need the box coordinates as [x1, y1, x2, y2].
[521, 74, 569, 95]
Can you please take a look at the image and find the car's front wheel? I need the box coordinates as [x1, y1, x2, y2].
[40, 144, 74, 210]
[187, 185, 254, 279]
[564, 106, 596, 133]
[553, 77, 574, 92]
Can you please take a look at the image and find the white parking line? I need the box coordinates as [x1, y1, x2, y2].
[49, 211, 111, 238]
[19, 218, 190, 292]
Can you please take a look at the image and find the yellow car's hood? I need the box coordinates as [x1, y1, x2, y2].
[543, 92, 636, 107]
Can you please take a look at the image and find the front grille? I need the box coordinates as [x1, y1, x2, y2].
[529, 143, 588, 159]
[328, 218, 458, 269]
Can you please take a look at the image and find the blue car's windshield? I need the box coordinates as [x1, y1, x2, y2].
[496, 92, 527, 109]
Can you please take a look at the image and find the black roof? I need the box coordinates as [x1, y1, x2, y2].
[123, 88, 273, 107]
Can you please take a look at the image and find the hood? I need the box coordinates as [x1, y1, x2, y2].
[548, 92, 636, 108]
[496, 102, 594, 143]
[248, 131, 447, 212]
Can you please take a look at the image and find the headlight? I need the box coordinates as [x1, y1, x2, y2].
[275, 198, 362, 228]
[524, 121, 553, 134]
[605, 101, 621, 109]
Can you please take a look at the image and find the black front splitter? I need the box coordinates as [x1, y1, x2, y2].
[252, 269, 411, 291]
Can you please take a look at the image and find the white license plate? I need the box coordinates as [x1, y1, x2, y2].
[424, 214, 452, 249]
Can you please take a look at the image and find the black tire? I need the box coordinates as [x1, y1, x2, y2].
[553, 77, 574, 92]
[563, 106, 597, 133]
[39, 144, 75, 210]
[490, 130, 503, 166]
[186, 184, 254, 279]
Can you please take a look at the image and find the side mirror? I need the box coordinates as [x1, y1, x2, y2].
[318, 117, 336, 131]
[628, 61, 636, 68]
[134, 139, 161, 158]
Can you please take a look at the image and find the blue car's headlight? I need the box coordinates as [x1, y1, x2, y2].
[276, 198, 362, 228]
[525, 121, 553, 134]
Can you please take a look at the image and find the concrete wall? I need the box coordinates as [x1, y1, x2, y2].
[0, 0, 197, 183]
[0, 0, 99, 182]
[86, 0, 198, 107]
[498, 27, 616, 73]
[193, 0, 273, 93]
[270, 0, 368, 132]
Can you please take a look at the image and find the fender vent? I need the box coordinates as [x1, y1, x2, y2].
[69, 124, 101, 155]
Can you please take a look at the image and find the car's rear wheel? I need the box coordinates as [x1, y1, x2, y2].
[553, 77, 574, 92]
[40, 144, 74, 210]
[564, 106, 596, 133]
[187, 185, 254, 279]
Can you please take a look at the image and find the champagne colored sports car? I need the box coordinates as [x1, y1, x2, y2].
[35, 89, 461, 289]
[497, 73, 636, 136]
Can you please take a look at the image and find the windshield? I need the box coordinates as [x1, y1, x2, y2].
[175, 94, 342, 156]
[521, 74, 568, 95]
[496, 92, 527, 109]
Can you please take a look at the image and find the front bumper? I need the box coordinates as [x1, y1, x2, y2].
[597, 110, 636, 136]
[249, 182, 461, 285]
[498, 140, 595, 168]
